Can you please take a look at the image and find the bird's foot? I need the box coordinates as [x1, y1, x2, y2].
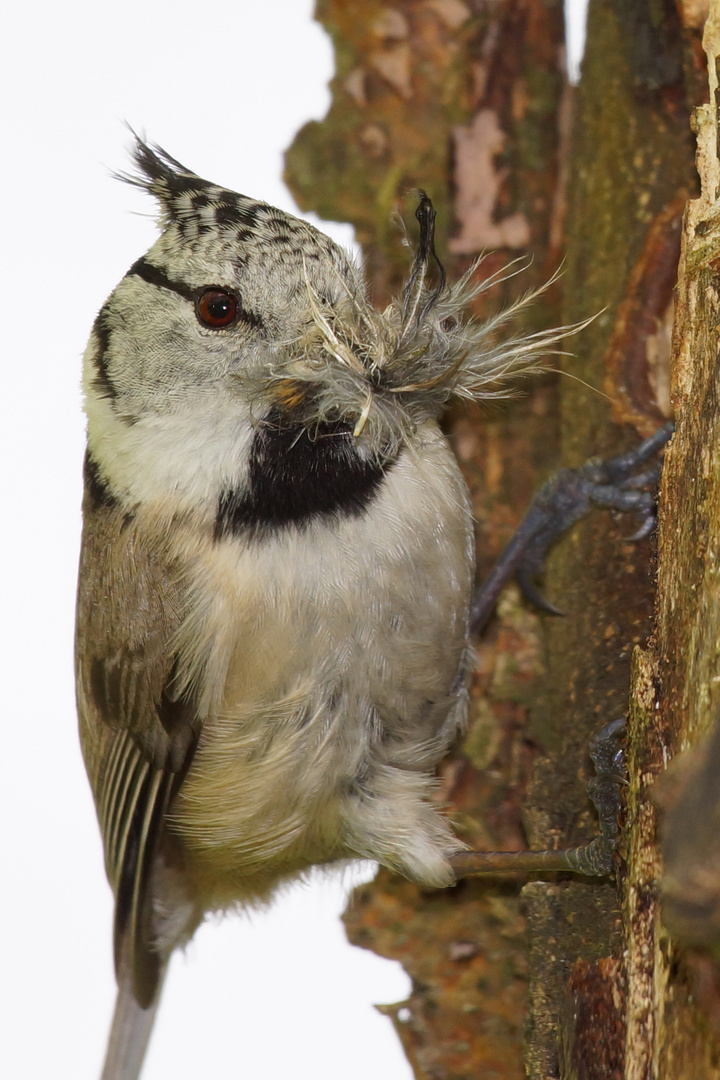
[449, 717, 627, 881]
[470, 422, 674, 634]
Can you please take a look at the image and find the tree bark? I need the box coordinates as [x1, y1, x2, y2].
[622, 7, 720, 1078]
[284, 1, 712, 1076]
[528, 2, 695, 1076]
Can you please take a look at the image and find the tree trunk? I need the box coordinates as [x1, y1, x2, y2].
[284, 1, 714, 1076]
[623, 7, 720, 1078]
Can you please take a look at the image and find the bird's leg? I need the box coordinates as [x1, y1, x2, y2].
[453, 428, 669, 881]
[470, 421, 674, 634]
[449, 717, 627, 880]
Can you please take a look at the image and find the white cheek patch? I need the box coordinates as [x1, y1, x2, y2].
[84, 389, 255, 509]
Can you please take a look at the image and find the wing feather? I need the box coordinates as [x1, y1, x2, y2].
[76, 476, 202, 1007]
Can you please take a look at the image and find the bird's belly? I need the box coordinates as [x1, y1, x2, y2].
[169, 430, 473, 904]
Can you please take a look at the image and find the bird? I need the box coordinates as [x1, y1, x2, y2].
[76, 136, 600, 1080]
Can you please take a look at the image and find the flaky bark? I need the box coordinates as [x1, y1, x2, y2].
[622, 7, 720, 1078]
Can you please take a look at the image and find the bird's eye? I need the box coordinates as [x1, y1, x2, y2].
[196, 288, 239, 329]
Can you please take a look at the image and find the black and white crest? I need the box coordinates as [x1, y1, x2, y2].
[122, 137, 347, 266]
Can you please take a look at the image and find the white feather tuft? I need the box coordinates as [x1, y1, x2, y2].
[236, 211, 591, 458]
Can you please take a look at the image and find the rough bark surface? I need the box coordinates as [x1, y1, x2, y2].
[283, 1, 712, 1077]
[528, 1, 696, 1076]
[622, 7, 720, 1078]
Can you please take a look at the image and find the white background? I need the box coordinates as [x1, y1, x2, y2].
[1, 2, 586, 1078]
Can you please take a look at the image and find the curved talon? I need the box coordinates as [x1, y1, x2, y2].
[628, 512, 656, 542]
[590, 716, 627, 739]
[588, 716, 626, 766]
[603, 421, 674, 480]
[516, 565, 564, 616]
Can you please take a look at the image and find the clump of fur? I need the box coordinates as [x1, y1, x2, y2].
[241, 195, 586, 457]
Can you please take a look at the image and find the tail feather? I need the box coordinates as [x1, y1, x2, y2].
[100, 963, 168, 1080]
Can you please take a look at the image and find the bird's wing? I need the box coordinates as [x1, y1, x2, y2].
[76, 455, 201, 1008]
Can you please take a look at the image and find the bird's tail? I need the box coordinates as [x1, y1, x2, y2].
[100, 963, 168, 1080]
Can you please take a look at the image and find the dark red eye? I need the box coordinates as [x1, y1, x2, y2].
[196, 288, 238, 328]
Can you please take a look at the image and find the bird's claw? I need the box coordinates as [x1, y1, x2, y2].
[565, 717, 627, 877]
[470, 422, 674, 634]
[449, 717, 627, 880]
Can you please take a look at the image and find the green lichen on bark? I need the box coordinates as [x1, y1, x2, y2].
[522, 0, 694, 1074]
[535, 0, 692, 785]
[561, 0, 692, 457]
[622, 10, 720, 1070]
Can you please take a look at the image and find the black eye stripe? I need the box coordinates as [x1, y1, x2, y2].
[127, 257, 264, 329]
[128, 257, 196, 301]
